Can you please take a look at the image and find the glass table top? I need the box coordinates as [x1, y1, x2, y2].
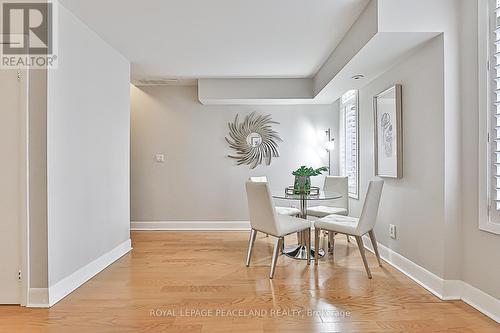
[272, 190, 342, 201]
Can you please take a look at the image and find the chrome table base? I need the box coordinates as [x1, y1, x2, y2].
[280, 196, 329, 260]
[283, 228, 325, 260]
[283, 244, 325, 260]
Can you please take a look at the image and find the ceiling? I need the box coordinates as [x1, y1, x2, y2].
[59, 0, 370, 80]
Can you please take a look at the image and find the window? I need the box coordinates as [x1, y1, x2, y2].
[490, 0, 500, 215]
[339, 90, 359, 199]
[480, 0, 500, 233]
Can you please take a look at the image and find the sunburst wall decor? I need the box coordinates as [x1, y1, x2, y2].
[225, 112, 282, 169]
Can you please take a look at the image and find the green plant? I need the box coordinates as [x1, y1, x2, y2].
[292, 166, 328, 177]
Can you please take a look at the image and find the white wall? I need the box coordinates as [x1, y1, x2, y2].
[130, 85, 337, 222]
[47, 5, 130, 288]
[348, 36, 446, 277]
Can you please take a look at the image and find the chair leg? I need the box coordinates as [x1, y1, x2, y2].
[368, 230, 382, 267]
[269, 237, 282, 279]
[328, 232, 335, 254]
[314, 228, 320, 265]
[306, 229, 311, 265]
[246, 229, 257, 267]
[355, 236, 372, 279]
[321, 231, 328, 253]
[280, 236, 284, 255]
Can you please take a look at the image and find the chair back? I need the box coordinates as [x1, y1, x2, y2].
[249, 176, 268, 182]
[323, 176, 349, 211]
[356, 180, 384, 235]
[245, 181, 280, 235]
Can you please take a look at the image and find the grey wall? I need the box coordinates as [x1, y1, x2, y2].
[461, 0, 500, 300]
[130, 85, 338, 221]
[348, 36, 447, 277]
[379, 0, 465, 282]
[46, 5, 131, 286]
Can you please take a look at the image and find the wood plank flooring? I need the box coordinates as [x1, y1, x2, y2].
[0, 232, 498, 332]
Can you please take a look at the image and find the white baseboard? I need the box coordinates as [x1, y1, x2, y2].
[361, 235, 455, 300]
[27, 288, 49, 308]
[362, 236, 500, 324]
[461, 282, 500, 324]
[131, 221, 251, 231]
[442, 279, 463, 300]
[47, 239, 132, 307]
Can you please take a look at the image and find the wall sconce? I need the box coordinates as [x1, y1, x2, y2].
[324, 128, 335, 175]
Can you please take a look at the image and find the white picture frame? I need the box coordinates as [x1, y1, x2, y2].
[373, 85, 403, 178]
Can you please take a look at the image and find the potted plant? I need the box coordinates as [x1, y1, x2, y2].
[292, 166, 328, 194]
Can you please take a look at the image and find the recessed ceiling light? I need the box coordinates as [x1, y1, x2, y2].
[352, 74, 365, 80]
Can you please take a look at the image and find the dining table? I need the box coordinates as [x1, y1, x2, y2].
[272, 190, 343, 260]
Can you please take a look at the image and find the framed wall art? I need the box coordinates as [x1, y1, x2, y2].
[373, 84, 403, 178]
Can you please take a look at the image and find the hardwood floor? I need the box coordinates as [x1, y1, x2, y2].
[1, 231, 498, 332]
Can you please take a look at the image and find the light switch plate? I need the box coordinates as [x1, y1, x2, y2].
[155, 154, 165, 163]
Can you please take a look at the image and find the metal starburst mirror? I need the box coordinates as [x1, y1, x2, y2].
[225, 112, 282, 169]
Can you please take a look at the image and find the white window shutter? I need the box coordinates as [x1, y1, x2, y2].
[490, 0, 500, 222]
[340, 90, 359, 199]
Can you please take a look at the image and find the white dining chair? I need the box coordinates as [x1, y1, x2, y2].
[245, 181, 311, 278]
[307, 176, 349, 218]
[307, 176, 350, 248]
[249, 177, 300, 217]
[314, 180, 384, 279]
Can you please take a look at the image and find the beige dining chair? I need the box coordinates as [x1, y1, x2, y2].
[245, 181, 311, 278]
[314, 180, 384, 279]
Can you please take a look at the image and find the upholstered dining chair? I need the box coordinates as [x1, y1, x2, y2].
[307, 176, 349, 217]
[307, 176, 350, 248]
[249, 177, 300, 217]
[245, 181, 311, 278]
[314, 180, 384, 279]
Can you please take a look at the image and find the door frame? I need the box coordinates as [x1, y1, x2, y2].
[0, 67, 29, 305]
[19, 67, 30, 306]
